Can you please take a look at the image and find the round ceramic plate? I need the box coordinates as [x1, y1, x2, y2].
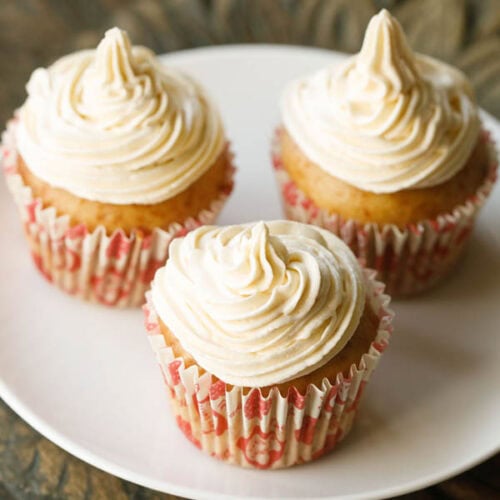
[1, 45, 499, 500]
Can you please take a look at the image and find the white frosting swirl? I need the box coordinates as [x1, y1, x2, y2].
[151, 220, 366, 387]
[282, 9, 480, 193]
[16, 28, 225, 204]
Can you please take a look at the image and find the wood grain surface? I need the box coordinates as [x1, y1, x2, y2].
[1, 1, 499, 499]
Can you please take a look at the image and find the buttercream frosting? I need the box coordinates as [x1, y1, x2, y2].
[151, 220, 366, 387]
[17, 28, 225, 204]
[282, 9, 480, 193]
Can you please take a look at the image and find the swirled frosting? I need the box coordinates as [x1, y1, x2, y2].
[16, 28, 225, 204]
[282, 9, 480, 193]
[151, 220, 366, 387]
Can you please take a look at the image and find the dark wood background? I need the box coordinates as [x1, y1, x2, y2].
[1, 1, 499, 499]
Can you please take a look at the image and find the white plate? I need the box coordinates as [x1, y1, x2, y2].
[1, 45, 499, 500]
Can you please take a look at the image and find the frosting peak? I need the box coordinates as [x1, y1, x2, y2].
[17, 27, 225, 204]
[203, 222, 288, 296]
[93, 28, 136, 87]
[282, 10, 480, 193]
[151, 221, 366, 387]
[356, 9, 419, 93]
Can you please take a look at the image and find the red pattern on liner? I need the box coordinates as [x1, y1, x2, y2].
[168, 360, 182, 386]
[237, 426, 286, 469]
[244, 389, 273, 419]
[176, 415, 202, 449]
[209, 380, 226, 400]
[294, 415, 318, 445]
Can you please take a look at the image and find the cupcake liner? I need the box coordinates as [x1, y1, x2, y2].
[271, 127, 498, 296]
[144, 270, 393, 469]
[1, 117, 235, 307]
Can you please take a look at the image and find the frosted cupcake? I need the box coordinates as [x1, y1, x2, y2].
[274, 10, 497, 296]
[144, 220, 393, 468]
[1, 28, 234, 306]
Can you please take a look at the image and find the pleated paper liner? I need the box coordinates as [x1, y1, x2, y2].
[271, 128, 498, 296]
[1, 116, 235, 307]
[144, 269, 393, 469]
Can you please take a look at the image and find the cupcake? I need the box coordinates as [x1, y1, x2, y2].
[274, 10, 498, 296]
[144, 220, 393, 469]
[1, 28, 234, 306]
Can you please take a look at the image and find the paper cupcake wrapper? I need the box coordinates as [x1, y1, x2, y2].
[1, 117, 235, 307]
[271, 128, 498, 296]
[144, 270, 393, 469]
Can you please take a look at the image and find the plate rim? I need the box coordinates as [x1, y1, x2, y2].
[1, 43, 499, 500]
[2, 377, 499, 500]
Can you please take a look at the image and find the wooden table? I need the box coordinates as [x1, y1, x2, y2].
[1, 1, 499, 498]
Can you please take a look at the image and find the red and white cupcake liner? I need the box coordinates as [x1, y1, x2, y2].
[1, 117, 235, 307]
[144, 270, 393, 469]
[272, 128, 498, 296]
